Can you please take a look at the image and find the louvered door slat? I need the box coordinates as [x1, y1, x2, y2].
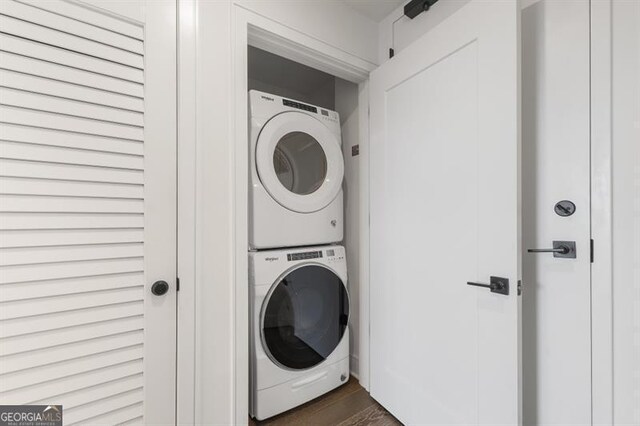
[0, 1, 144, 54]
[63, 387, 144, 425]
[0, 106, 144, 140]
[1, 344, 143, 391]
[29, 373, 144, 409]
[1, 359, 144, 404]
[0, 33, 144, 83]
[16, 0, 144, 40]
[0, 242, 144, 266]
[66, 400, 143, 426]
[0, 229, 144, 248]
[0, 286, 143, 320]
[0, 0, 176, 419]
[0, 159, 144, 184]
[0, 52, 144, 97]
[1, 142, 143, 170]
[0, 141, 144, 169]
[0, 87, 144, 126]
[0, 316, 144, 357]
[0, 177, 144, 199]
[0, 302, 144, 339]
[0, 213, 144, 230]
[0, 257, 143, 284]
[0, 195, 144, 214]
[0, 15, 143, 69]
[0, 123, 143, 154]
[0, 70, 144, 112]
[0, 331, 144, 375]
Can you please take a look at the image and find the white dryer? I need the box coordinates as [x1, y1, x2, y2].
[249, 90, 344, 249]
[249, 246, 350, 420]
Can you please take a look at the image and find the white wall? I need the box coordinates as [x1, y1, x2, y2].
[237, 0, 379, 66]
[377, 0, 471, 64]
[612, 1, 640, 423]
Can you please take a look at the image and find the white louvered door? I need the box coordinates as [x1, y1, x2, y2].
[0, 1, 177, 424]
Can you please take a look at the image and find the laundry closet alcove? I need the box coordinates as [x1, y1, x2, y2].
[235, 12, 374, 421]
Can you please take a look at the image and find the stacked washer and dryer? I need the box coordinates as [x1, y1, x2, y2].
[248, 90, 350, 420]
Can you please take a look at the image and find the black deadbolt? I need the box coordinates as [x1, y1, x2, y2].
[151, 280, 169, 296]
[554, 200, 576, 217]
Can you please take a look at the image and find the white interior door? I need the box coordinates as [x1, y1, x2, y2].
[0, 1, 177, 424]
[369, 0, 521, 424]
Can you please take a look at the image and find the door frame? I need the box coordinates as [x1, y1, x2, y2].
[590, 0, 614, 423]
[230, 6, 374, 423]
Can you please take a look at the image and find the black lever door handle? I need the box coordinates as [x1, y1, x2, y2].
[467, 281, 495, 289]
[528, 246, 569, 254]
[466, 276, 509, 296]
[527, 240, 576, 259]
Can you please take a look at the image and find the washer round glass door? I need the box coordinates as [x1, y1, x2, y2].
[256, 111, 344, 213]
[261, 264, 349, 370]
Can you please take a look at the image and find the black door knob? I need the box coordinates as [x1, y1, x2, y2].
[151, 280, 169, 296]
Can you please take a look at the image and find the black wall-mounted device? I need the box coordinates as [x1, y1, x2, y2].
[404, 0, 439, 19]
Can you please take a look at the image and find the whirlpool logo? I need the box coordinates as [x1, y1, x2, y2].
[264, 257, 279, 262]
[0, 405, 62, 426]
[260, 95, 274, 102]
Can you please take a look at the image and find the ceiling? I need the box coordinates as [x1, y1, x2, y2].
[343, 0, 405, 22]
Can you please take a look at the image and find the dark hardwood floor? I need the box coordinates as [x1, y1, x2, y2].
[249, 377, 401, 426]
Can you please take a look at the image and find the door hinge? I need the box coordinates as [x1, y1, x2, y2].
[517, 280, 522, 296]
[176, 276, 180, 292]
[590, 239, 594, 263]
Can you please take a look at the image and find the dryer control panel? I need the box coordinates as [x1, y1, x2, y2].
[250, 90, 341, 130]
[283, 98, 317, 113]
[281, 98, 339, 122]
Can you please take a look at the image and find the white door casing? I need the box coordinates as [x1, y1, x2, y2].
[521, 1, 592, 424]
[0, 1, 177, 424]
[369, 0, 521, 424]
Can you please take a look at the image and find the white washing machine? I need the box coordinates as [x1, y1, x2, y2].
[249, 90, 344, 249]
[249, 246, 350, 420]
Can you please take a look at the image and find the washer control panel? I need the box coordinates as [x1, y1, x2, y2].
[286, 248, 343, 262]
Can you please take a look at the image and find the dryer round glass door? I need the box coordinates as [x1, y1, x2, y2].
[261, 264, 349, 370]
[256, 111, 344, 213]
[273, 132, 327, 195]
